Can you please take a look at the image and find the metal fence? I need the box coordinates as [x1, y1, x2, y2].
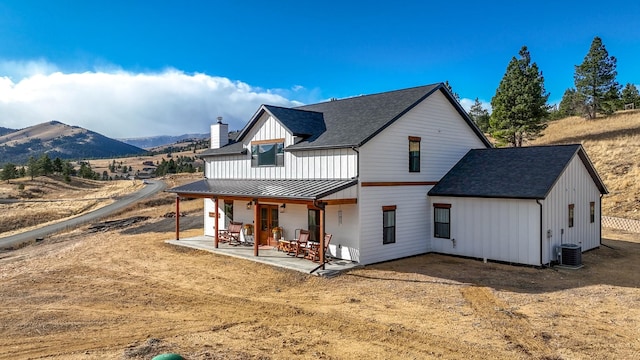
[602, 216, 640, 233]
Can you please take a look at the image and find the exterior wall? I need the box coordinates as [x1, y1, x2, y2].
[356, 90, 487, 264]
[358, 186, 432, 264]
[541, 155, 602, 263]
[359, 90, 487, 183]
[205, 113, 357, 180]
[429, 196, 541, 266]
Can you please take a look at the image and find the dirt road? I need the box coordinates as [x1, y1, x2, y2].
[0, 180, 165, 249]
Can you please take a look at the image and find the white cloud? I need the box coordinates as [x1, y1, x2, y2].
[0, 64, 306, 138]
[459, 97, 492, 113]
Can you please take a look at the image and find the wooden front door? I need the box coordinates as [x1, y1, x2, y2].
[258, 205, 279, 246]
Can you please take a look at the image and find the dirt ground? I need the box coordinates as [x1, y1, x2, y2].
[1, 188, 639, 359]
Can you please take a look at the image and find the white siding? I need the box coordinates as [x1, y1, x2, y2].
[359, 90, 487, 183]
[206, 113, 357, 180]
[429, 196, 541, 266]
[358, 186, 432, 265]
[541, 155, 602, 263]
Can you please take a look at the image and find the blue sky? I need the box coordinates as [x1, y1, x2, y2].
[1, 0, 639, 137]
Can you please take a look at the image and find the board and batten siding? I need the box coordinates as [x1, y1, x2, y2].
[541, 154, 602, 263]
[206, 113, 357, 180]
[357, 186, 432, 264]
[429, 196, 542, 266]
[358, 90, 488, 183]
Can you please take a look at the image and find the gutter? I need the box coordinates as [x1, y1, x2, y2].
[599, 193, 604, 247]
[536, 199, 544, 266]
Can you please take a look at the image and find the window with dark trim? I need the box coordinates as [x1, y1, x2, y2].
[434, 203, 451, 239]
[224, 200, 233, 228]
[590, 202, 595, 223]
[382, 205, 396, 244]
[568, 204, 575, 228]
[251, 140, 284, 167]
[409, 136, 421, 172]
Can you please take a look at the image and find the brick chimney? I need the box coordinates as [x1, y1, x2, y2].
[210, 116, 228, 149]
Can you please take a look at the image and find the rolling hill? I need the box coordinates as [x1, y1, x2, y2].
[532, 109, 640, 220]
[0, 126, 16, 136]
[119, 133, 209, 149]
[0, 121, 146, 165]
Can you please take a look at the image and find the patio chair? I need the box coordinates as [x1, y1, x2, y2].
[305, 233, 332, 262]
[219, 221, 243, 245]
[291, 229, 311, 257]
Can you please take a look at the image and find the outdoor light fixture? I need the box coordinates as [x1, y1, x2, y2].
[246, 201, 252, 210]
[280, 203, 286, 213]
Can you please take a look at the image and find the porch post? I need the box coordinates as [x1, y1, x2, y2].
[319, 205, 325, 264]
[214, 197, 219, 248]
[253, 199, 259, 256]
[175, 195, 180, 240]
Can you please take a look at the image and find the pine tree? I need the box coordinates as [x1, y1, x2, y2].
[620, 83, 640, 109]
[27, 156, 40, 180]
[53, 157, 63, 174]
[468, 98, 491, 132]
[558, 88, 586, 117]
[490, 46, 549, 147]
[39, 154, 53, 176]
[444, 80, 460, 102]
[574, 36, 620, 118]
[1, 163, 17, 183]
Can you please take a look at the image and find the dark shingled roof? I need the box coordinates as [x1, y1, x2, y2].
[232, 83, 491, 151]
[199, 141, 246, 157]
[428, 145, 608, 199]
[167, 179, 358, 200]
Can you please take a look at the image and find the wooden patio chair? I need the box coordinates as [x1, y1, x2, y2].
[219, 221, 243, 245]
[305, 233, 332, 262]
[291, 229, 311, 257]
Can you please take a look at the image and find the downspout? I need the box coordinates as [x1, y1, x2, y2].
[599, 193, 604, 246]
[536, 199, 544, 267]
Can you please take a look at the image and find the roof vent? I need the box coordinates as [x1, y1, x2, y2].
[559, 243, 583, 268]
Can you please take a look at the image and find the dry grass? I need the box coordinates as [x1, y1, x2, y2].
[531, 110, 640, 219]
[0, 176, 143, 236]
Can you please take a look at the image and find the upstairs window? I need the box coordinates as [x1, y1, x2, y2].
[409, 136, 421, 172]
[251, 140, 284, 167]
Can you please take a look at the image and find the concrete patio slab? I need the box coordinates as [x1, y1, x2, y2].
[165, 236, 361, 277]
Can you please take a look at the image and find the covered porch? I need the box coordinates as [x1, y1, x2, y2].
[166, 236, 361, 276]
[167, 178, 360, 272]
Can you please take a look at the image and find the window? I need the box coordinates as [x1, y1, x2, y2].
[224, 200, 233, 228]
[409, 136, 421, 172]
[568, 204, 575, 228]
[590, 202, 595, 223]
[382, 205, 396, 244]
[434, 203, 451, 239]
[308, 208, 320, 242]
[251, 140, 284, 167]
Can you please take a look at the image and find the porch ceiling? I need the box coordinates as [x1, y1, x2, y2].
[167, 178, 358, 201]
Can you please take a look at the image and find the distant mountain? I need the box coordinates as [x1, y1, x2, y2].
[0, 126, 16, 136]
[0, 121, 146, 165]
[119, 133, 209, 149]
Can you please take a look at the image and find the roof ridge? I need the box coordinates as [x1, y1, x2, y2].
[295, 83, 442, 108]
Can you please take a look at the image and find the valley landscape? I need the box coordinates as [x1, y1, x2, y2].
[0, 112, 639, 359]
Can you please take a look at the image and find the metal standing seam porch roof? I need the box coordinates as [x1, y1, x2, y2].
[167, 178, 358, 201]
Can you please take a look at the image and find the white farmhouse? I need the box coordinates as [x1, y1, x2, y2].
[168, 83, 607, 266]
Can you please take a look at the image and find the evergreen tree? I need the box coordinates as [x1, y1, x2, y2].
[1, 163, 17, 183]
[444, 80, 460, 102]
[53, 157, 63, 174]
[490, 46, 549, 147]
[39, 154, 53, 176]
[574, 36, 620, 118]
[18, 167, 26, 178]
[468, 98, 491, 132]
[557, 88, 585, 117]
[27, 156, 40, 180]
[620, 83, 640, 109]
